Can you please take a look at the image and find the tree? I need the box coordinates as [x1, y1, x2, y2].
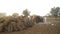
[50, 7, 60, 17]
[22, 9, 30, 17]
[12, 13, 19, 17]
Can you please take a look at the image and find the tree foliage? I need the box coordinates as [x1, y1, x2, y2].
[12, 13, 19, 17]
[50, 7, 60, 17]
[23, 9, 30, 16]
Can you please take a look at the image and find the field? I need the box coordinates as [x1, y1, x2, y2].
[0, 22, 60, 34]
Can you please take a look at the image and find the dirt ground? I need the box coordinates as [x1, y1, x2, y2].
[0, 23, 60, 34]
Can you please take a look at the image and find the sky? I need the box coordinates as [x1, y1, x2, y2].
[0, 0, 60, 16]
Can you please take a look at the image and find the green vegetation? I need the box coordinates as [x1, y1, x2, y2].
[50, 7, 60, 17]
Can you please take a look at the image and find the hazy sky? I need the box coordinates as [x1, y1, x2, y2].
[0, 0, 60, 16]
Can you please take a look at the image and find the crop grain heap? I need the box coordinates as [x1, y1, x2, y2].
[0, 16, 35, 32]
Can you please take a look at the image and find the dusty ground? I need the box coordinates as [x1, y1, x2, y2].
[0, 23, 60, 34]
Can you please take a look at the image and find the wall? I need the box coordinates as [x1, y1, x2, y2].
[44, 17, 60, 22]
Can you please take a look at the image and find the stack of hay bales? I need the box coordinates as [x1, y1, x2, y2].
[0, 16, 36, 32]
[31, 16, 43, 23]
